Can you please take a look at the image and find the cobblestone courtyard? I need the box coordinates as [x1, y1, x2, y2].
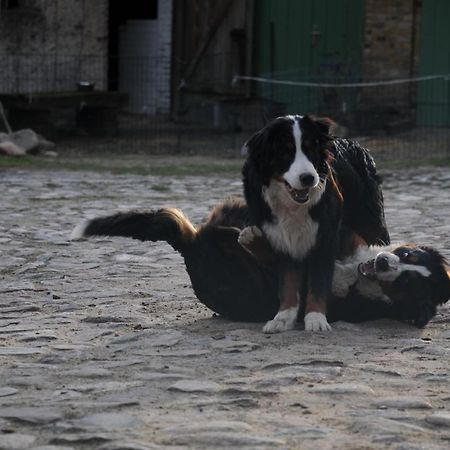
[0, 161, 450, 449]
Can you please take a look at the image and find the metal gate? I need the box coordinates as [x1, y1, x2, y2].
[253, 0, 364, 114]
[417, 0, 450, 127]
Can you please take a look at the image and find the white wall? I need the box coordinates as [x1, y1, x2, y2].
[118, 0, 172, 114]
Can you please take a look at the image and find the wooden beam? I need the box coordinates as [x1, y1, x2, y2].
[181, 0, 234, 85]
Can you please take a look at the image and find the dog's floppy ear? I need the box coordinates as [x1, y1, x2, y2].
[442, 264, 450, 303]
[426, 249, 450, 305]
[241, 130, 260, 157]
[303, 114, 335, 142]
[242, 126, 273, 172]
[315, 116, 336, 136]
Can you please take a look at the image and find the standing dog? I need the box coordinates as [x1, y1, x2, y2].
[241, 115, 389, 333]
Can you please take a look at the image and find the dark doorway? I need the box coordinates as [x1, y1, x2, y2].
[108, 0, 158, 90]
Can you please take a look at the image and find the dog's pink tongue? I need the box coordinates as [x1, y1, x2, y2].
[282, 180, 310, 204]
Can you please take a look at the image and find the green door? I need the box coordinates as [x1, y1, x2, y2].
[417, 0, 450, 127]
[254, 0, 363, 114]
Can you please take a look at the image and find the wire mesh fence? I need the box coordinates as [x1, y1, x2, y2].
[236, 71, 450, 162]
[0, 53, 449, 162]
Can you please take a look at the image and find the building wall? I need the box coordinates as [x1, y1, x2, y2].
[0, 0, 172, 114]
[358, 0, 423, 126]
[172, 0, 248, 96]
[362, 0, 422, 79]
[0, 0, 108, 93]
[155, 0, 173, 114]
[117, 0, 172, 114]
[172, 0, 251, 124]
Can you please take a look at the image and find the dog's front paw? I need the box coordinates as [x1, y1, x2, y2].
[263, 307, 298, 334]
[304, 312, 332, 332]
[238, 226, 263, 247]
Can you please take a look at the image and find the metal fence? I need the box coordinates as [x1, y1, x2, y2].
[0, 53, 449, 162]
[238, 71, 450, 162]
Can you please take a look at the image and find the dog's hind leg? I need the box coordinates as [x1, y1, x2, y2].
[187, 226, 279, 322]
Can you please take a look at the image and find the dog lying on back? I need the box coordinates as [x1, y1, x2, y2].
[329, 243, 450, 327]
[71, 198, 450, 328]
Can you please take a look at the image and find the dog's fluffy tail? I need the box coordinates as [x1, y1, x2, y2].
[70, 208, 197, 252]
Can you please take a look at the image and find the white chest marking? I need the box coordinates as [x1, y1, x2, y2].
[262, 179, 324, 260]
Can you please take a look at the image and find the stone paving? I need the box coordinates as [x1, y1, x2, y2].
[0, 163, 449, 450]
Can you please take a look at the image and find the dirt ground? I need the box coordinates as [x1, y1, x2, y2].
[0, 158, 449, 450]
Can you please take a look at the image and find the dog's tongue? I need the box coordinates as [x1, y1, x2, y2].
[291, 188, 309, 203]
[284, 181, 309, 204]
[358, 259, 376, 278]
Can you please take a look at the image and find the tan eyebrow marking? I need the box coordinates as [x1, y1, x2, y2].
[406, 255, 419, 264]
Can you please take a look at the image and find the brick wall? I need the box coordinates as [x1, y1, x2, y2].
[358, 0, 422, 125]
[362, 0, 422, 79]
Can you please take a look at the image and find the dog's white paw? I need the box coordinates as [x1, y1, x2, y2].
[304, 312, 332, 332]
[238, 226, 263, 246]
[263, 307, 298, 334]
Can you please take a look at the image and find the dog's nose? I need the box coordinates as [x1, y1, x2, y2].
[299, 173, 316, 187]
[376, 255, 390, 272]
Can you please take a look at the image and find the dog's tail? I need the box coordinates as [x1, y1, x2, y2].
[70, 208, 197, 253]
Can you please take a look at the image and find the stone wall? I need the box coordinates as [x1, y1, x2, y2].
[0, 0, 173, 114]
[0, 0, 108, 93]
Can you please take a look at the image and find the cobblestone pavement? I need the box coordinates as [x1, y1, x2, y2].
[0, 164, 450, 450]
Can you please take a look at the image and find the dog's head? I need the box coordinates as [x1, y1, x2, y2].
[243, 115, 335, 205]
[358, 244, 450, 327]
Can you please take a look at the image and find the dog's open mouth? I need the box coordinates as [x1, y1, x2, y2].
[283, 180, 309, 204]
[358, 259, 376, 279]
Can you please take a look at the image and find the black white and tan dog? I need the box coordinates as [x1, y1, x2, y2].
[241, 114, 390, 333]
[70, 198, 450, 328]
[329, 242, 450, 327]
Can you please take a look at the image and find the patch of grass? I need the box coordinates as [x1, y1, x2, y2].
[109, 163, 242, 177]
[0, 156, 106, 172]
[151, 184, 171, 192]
[2, 154, 448, 176]
[0, 155, 243, 177]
